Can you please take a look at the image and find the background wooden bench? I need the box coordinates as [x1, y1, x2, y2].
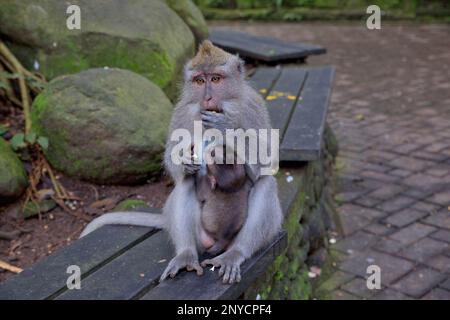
[0, 65, 334, 300]
[210, 29, 326, 63]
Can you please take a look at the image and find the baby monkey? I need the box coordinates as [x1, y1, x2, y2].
[195, 143, 251, 256]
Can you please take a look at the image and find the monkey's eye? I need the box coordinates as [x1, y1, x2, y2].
[194, 76, 205, 85]
[211, 75, 222, 83]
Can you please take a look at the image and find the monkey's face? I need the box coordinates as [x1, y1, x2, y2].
[184, 46, 245, 111]
[190, 64, 242, 112]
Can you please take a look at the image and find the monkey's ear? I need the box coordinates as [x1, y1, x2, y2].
[236, 56, 245, 77]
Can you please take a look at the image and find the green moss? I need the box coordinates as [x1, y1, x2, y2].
[288, 269, 312, 299]
[0, 138, 28, 201]
[114, 199, 150, 211]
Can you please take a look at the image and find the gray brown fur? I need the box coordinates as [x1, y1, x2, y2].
[80, 41, 283, 284]
[196, 161, 251, 255]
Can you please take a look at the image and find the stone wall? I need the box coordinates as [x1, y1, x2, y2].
[245, 124, 338, 299]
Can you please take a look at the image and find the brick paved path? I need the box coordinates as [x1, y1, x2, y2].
[212, 22, 450, 299]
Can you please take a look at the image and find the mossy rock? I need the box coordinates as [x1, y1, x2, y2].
[0, 138, 28, 202]
[162, 0, 209, 43]
[31, 68, 172, 185]
[0, 0, 195, 99]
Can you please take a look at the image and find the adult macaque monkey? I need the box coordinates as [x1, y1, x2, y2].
[81, 41, 283, 284]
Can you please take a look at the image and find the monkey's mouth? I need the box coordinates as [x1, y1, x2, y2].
[205, 105, 223, 113]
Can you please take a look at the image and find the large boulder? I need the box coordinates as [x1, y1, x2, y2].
[162, 0, 209, 43]
[0, 138, 28, 202]
[0, 0, 195, 99]
[31, 68, 173, 185]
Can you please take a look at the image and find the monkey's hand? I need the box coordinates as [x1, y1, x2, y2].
[201, 248, 245, 284]
[160, 249, 203, 282]
[201, 110, 234, 134]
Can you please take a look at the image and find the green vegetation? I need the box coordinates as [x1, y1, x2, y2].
[194, 0, 450, 21]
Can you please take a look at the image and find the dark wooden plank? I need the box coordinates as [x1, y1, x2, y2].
[0, 225, 156, 300]
[248, 67, 281, 98]
[57, 230, 174, 300]
[265, 68, 308, 135]
[210, 30, 326, 63]
[140, 231, 287, 300]
[281, 66, 335, 161]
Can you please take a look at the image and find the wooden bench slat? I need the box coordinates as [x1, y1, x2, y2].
[266, 68, 308, 136]
[0, 225, 155, 299]
[140, 231, 287, 300]
[249, 67, 281, 98]
[210, 30, 326, 62]
[281, 66, 335, 161]
[57, 230, 173, 300]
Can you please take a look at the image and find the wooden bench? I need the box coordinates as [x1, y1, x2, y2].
[0, 66, 335, 300]
[210, 29, 326, 63]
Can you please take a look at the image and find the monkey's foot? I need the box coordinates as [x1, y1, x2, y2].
[160, 249, 203, 282]
[201, 249, 245, 284]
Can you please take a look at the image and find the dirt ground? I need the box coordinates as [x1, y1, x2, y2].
[0, 163, 172, 283]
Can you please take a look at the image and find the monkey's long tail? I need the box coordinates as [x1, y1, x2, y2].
[79, 211, 166, 238]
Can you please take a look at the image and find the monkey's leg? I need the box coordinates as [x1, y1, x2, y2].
[160, 178, 204, 281]
[202, 175, 283, 284]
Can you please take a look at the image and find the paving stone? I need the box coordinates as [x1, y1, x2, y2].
[364, 223, 393, 236]
[424, 142, 450, 153]
[334, 191, 366, 203]
[389, 156, 432, 172]
[423, 211, 450, 230]
[366, 184, 405, 201]
[354, 196, 382, 208]
[430, 229, 450, 243]
[439, 278, 450, 291]
[425, 166, 450, 177]
[371, 288, 413, 300]
[428, 190, 450, 206]
[411, 150, 448, 162]
[394, 143, 423, 155]
[400, 237, 449, 263]
[341, 277, 379, 299]
[376, 196, 417, 213]
[339, 250, 414, 285]
[334, 231, 378, 252]
[424, 255, 450, 273]
[422, 288, 450, 300]
[316, 271, 355, 293]
[373, 238, 405, 254]
[402, 188, 433, 200]
[403, 173, 443, 189]
[412, 201, 441, 213]
[389, 169, 413, 178]
[360, 170, 399, 183]
[330, 290, 360, 300]
[339, 203, 386, 220]
[384, 208, 428, 228]
[389, 223, 437, 245]
[392, 268, 446, 298]
[338, 210, 372, 236]
[366, 150, 398, 162]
